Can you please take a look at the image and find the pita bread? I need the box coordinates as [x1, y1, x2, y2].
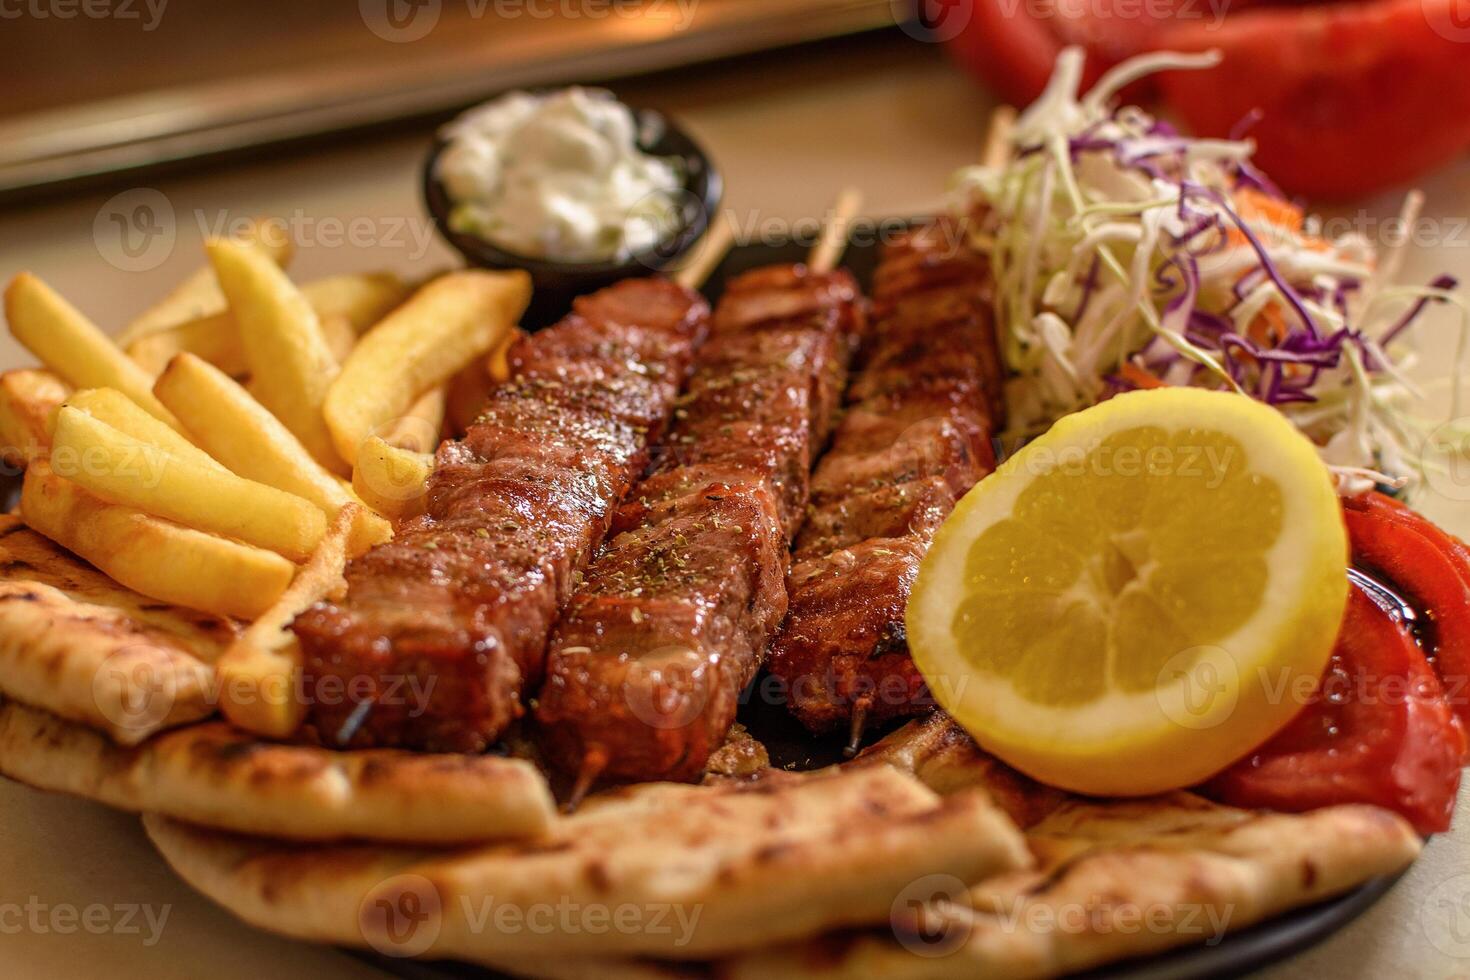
[0, 516, 234, 743]
[0, 700, 555, 843]
[720, 718, 1422, 980]
[145, 763, 1030, 961]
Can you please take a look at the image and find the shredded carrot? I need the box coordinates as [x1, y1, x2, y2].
[1119, 361, 1167, 389]
[1248, 303, 1289, 346]
[1234, 188, 1303, 233]
[1227, 187, 1331, 253]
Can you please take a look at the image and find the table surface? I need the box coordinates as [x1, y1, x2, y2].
[2, 33, 1469, 980]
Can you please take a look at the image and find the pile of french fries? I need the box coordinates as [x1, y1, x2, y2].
[1, 218, 531, 735]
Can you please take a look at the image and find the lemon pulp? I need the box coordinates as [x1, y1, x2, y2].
[907, 389, 1348, 795]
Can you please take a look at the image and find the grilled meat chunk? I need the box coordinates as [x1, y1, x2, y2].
[535, 266, 862, 783]
[768, 221, 1003, 734]
[292, 278, 707, 753]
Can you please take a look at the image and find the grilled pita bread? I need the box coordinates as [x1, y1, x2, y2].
[145, 763, 1030, 960]
[0, 699, 555, 843]
[716, 717, 1421, 980]
[0, 516, 233, 743]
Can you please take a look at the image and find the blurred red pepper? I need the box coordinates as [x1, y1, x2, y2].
[941, 0, 1470, 197]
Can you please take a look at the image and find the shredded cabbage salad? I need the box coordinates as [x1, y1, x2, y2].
[951, 47, 1469, 495]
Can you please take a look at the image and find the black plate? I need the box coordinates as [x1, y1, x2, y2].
[356, 226, 1408, 978]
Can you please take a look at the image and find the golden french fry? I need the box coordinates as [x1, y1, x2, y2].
[324, 270, 531, 465]
[5, 273, 182, 429]
[206, 238, 343, 472]
[126, 273, 411, 378]
[301, 272, 411, 334]
[126, 309, 246, 377]
[153, 353, 391, 554]
[117, 216, 294, 347]
[488, 326, 524, 383]
[319, 314, 357, 364]
[51, 406, 326, 562]
[352, 435, 431, 519]
[381, 386, 447, 452]
[21, 460, 294, 620]
[445, 357, 494, 438]
[217, 504, 357, 737]
[60, 387, 225, 474]
[0, 369, 69, 467]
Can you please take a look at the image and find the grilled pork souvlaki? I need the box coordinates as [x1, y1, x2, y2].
[768, 219, 1006, 741]
[292, 278, 708, 752]
[535, 264, 864, 787]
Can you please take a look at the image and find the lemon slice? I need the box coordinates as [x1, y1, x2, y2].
[907, 388, 1348, 796]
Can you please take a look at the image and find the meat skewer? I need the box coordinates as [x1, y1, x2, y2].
[291, 244, 734, 752]
[535, 193, 866, 792]
[766, 216, 1005, 742]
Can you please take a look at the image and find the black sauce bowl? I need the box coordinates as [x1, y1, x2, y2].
[422, 104, 722, 330]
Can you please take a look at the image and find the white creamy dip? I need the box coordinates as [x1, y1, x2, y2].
[436, 88, 683, 263]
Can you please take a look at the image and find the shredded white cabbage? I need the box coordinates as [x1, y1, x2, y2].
[951, 47, 1469, 496]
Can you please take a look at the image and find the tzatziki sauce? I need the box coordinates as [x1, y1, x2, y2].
[436, 88, 683, 263]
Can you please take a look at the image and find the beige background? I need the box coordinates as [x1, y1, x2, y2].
[2, 35, 1468, 980]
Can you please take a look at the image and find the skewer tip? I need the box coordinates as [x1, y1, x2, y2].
[564, 745, 609, 813]
[843, 695, 874, 758]
[808, 187, 864, 275]
[983, 105, 1018, 170]
[674, 215, 736, 291]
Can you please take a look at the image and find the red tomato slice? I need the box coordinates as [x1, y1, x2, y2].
[1343, 492, 1470, 744]
[1156, 0, 1470, 197]
[942, 0, 1077, 107]
[1200, 580, 1463, 835]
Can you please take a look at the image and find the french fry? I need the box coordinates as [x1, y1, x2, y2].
[381, 385, 447, 452]
[153, 354, 391, 554]
[116, 216, 294, 348]
[5, 272, 182, 429]
[445, 357, 494, 438]
[207, 238, 343, 472]
[126, 273, 412, 378]
[352, 435, 431, 519]
[216, 505, 357, 737]
[300, 272, 411, 335]
[60, 387, 226, 474]
[489, 326, 524, 383]
[126, 309, 246, 377]
[444, 327, 523, 438]
[0, 369, 69, 467]
[319, 314, 357, 364]
[51, 406, 326, 562]
[323, 270, 531, 466]
[21, 460, 294, 620]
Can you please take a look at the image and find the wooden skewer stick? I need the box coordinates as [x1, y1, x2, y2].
[674, 213, 737, 291]
[808, 187, 864, 275]
[983, 105, 1017, 170]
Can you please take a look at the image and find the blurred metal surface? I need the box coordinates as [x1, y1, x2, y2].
[0, 0, 899, 199]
